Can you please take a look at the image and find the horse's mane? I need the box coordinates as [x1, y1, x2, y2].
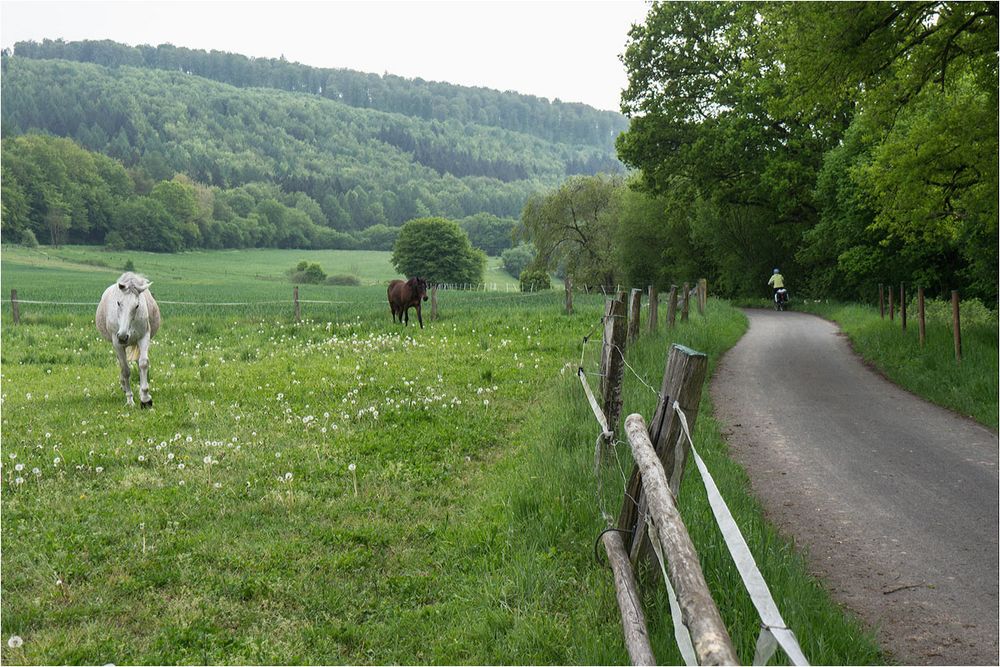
[117, 272, 151, 294]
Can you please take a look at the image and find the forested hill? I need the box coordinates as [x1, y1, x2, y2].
[8, 39, 628, 150]
[1, 46, 626, 252]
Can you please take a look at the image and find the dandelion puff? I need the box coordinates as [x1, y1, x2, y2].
[7, 636, 23, 649]
[138, 455, 145, 462]
[14, 477, 24, 485]
[14, 463, 24, 472]
[96, 466, 104, 473]
[203, 456, 212, 465]
[32, 467, 41, 476]
[284, 472, 293, 482]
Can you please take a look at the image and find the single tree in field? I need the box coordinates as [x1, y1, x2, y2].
[519, 174, 623, 291]
[391, 217, 486, 286]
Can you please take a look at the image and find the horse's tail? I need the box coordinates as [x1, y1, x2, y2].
[126, 344, 140, 362]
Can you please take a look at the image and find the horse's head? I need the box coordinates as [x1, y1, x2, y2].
[409, 276, 429, 302]
[115, 273, 152, 344]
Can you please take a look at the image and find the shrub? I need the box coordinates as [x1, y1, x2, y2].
[519, 269, 551, 292]
[123, 259, 136, 272]
[20, 229, 39, 248]
[326, 274, 361, 286]
[290, 262, 326, 284]
[501, 243, 536, 278]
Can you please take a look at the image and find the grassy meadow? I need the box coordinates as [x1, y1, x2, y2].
[1, 246, 882, 664]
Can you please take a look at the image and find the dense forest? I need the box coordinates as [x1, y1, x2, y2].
[0, 41, 624, 253]
[610, 2, 998, 302]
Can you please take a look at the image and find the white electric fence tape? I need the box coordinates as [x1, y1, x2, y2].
[646, 515, 698, 666]
[672, 401, 810, 666]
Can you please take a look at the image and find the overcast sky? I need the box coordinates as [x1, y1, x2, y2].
[0, 1, 650, 112]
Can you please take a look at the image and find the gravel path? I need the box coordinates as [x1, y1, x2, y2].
[711, 309, 998, 665]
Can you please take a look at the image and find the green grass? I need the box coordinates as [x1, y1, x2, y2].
[1, 248, 882, 664]
[791, 300, 998, 431]
[1, 245, 521, 300]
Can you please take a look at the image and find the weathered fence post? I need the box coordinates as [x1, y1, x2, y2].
[619, 344, 708, 565]
[681, 282, 690, 322]
[599, 297, 628, 438]
[431, 284, 439, 321]
[293, 286, 301, 322]
[697, 278, 707, 315]
[888, 286, 894, 322]
[918, 287, 926, 348]
[602, 530, 656, 665]
[879, 284, 885, 319]
[10, 289, 20, 325]
[627, 288, 642, 344]
[648, 286, 658, 333]
[623, 413, 739, 666]
[952, 290, 962, 363]
[666, 285, 678, 329]
[900, 282, 906, 331]
[565, 276, 573, 315]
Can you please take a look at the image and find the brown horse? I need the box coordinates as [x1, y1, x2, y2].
[387, 277, 430, 328]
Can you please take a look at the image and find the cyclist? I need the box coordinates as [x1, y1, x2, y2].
[768, 268, 785, 303]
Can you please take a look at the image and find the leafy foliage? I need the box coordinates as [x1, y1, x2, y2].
[391, 217, 485, 285]
[518, 269, 551, 292]
[615, 1, 998, 302]
[519, 174, 624, 290]
[500, 243, 536, 279]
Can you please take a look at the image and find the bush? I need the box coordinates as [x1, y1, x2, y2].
[20, 229, 39, 248]
[519, 269, 551, 292]
[290, 262, 326, 284]
[123, 259, 136, 272]
[501, 243, 536, 278]
[326, 274, 361, 286]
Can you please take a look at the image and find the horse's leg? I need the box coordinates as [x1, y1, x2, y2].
[113, 342, 134, 406]
[137, 334, 153, 408]
[416, 302, 423, 329]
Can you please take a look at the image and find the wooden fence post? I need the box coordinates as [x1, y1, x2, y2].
[918, 287, 926, 348]
[879, 284, 885, 319]
[623, 413, 739, 666]
[900, 282, 906, 331]
[431, 284, 439, 321]
[666, 285, 678, 329]
[619, 344, 708, 565]
[681, 282, 690, 322]
[565, 276, 573, 315]
[648, 286, 658, 333]
[600, 297, 628, 438]
[602, 530, 656, 665]
[627, 288, 642, 344]
[952, 290, 962, 363]
[697, 278, 707, 315]
[888, 286, 894, 322]
[293, 286, 301, 322]
[10, 289, 20, 325]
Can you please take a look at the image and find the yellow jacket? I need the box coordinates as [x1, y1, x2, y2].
[768, 273, 785, 289]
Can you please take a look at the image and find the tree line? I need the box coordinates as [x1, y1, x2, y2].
[7, 38, 628, 151]
[554, 1, 996, 303]
[1, 134, 518, 255]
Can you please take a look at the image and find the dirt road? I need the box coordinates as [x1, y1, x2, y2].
[712, 309, 998, 665]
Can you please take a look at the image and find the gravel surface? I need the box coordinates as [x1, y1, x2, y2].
[711, 309, 998, 665]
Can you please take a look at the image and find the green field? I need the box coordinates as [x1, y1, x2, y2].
[1, 247, 881, 664]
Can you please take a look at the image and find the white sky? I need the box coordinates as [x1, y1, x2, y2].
[0, 1, 651, 112]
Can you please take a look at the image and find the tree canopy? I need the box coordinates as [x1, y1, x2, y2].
[614, 1, 997, 302]
[390, 217, 486, 286]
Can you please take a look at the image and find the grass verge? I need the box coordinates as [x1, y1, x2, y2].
[442, 298, 885, 664]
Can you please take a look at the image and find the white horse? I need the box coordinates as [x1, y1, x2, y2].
[95, 272, 161, 408]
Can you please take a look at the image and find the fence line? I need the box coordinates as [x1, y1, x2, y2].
[578, 285, 809, 666]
